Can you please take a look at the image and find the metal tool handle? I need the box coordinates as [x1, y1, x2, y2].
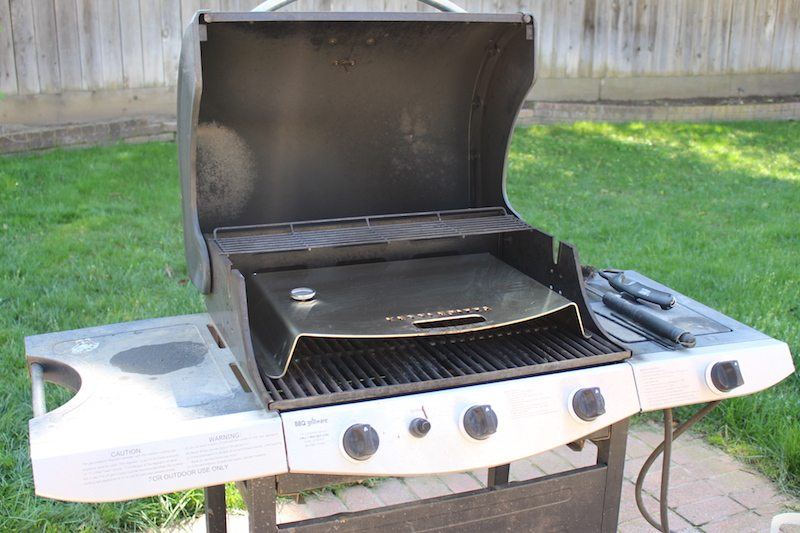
[600, 271, 675, 310]
[602, 293, 696, 348]
[30, 362, 48, 417]
[252, 0, 467, 13]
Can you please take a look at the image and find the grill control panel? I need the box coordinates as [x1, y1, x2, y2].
[281, 363, 639, 476]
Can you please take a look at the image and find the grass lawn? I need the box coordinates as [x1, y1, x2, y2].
[1, 120, 798, 530]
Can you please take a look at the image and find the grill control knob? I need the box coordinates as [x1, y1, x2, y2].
[570, 387, 606, 422]
[342, 424, 380, 461]
[462, 405, 498, 440]
[409, 418, 431, 438]
[708, 360, 744, 393]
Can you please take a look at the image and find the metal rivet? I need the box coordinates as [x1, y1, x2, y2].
[290, 287, 316, 302]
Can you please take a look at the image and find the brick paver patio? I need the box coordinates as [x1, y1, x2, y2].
[177, 422, 798, 532]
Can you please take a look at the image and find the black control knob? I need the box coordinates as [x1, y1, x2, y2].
[342, 424, 380, 461]
[409, 418, 431, 438]
[462, 405, 498, 440]
[572, 387, 606, 422]
[710, 361, 744, 392]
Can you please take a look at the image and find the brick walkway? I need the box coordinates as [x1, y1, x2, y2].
[177, 423, 798, 532]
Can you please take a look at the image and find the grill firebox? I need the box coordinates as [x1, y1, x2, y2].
[262, 317, 627, 411]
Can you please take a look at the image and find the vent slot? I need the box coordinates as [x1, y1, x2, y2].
[413, 314, 486, 329]
[229, 363, 252, 393]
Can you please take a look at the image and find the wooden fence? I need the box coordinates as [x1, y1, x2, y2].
[1, 0, 799, 123]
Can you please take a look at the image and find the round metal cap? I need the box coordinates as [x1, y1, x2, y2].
[290, 287, 316, 302]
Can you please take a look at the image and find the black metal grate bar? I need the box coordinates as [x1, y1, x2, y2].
[259, 320, 629, 411]
[212, 207, 532, 255]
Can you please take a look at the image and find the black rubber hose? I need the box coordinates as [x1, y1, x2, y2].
[635, 402, 720, 532]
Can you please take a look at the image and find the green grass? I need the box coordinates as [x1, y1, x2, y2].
[507, 121, 800, 491]
[1, 121, 798, 530]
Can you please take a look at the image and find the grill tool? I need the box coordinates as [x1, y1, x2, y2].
[602, 293, 696, 348]
[599, 270, 676, 309]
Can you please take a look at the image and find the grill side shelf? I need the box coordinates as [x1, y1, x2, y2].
[212, 208, 532, 255]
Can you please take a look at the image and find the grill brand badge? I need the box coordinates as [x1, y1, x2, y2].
[385, 306, 491, 322]
[294, 417, 328, 428]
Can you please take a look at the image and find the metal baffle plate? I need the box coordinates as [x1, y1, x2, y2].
[290, 287, 316, 302]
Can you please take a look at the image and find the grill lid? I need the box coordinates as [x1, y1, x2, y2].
[178, 11, 536, 292]
[246, 253, 588, 377]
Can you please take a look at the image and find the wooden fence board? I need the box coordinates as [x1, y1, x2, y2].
[707, 0, 732, 74]
[9, 0, 39, 93]
[589, 0, 608, 77]
[577, 0, 594, 77]
[0, 0, 18, 93]
[119, 0, 145, 88]
[161, 0, 181, 85]
[32, 0, 60, 92]
[790, 0, 800, 71]
[753, 0, 777, 73]
[537, 0, 555, 78]
[98, 0, 123, 89]
[140, 0, 165, 85]
[54, 0, 82, 90]
[691, 0, 711, 75]
[565, 0, 584, 78]
[75, 0, 103, 89]
[631, 0, 654, 75]
[770, 0, 790, 71]
[658, 0, 672, 74]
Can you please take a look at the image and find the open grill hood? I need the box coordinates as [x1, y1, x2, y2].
[178, 11, 536, 293]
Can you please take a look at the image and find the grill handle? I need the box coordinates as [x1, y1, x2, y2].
[252, 0, 468, 13]
[413, 314, 486, 329]
[30, 362, 47, 417]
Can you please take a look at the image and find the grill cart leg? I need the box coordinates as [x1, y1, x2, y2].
[597, 418, 629, 533]
[236, 477, 278, 533]
[204, 485, 228, 533]
[237, 419, 630, 532]
[487, 464, 511, 486]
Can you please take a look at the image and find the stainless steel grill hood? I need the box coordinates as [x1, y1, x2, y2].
[177, 11, 625, 405]
[179, 12, 537, 293]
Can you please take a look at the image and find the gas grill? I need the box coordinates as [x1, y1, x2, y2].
[25, 3, 794, 533]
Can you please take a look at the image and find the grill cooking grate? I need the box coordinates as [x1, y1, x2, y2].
[260, 319, 628, 410]
[213, 207, 531, 255]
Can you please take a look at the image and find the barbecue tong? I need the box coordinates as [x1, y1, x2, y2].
[598, 270, 676, 309]
[593, 269, 695, 348]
